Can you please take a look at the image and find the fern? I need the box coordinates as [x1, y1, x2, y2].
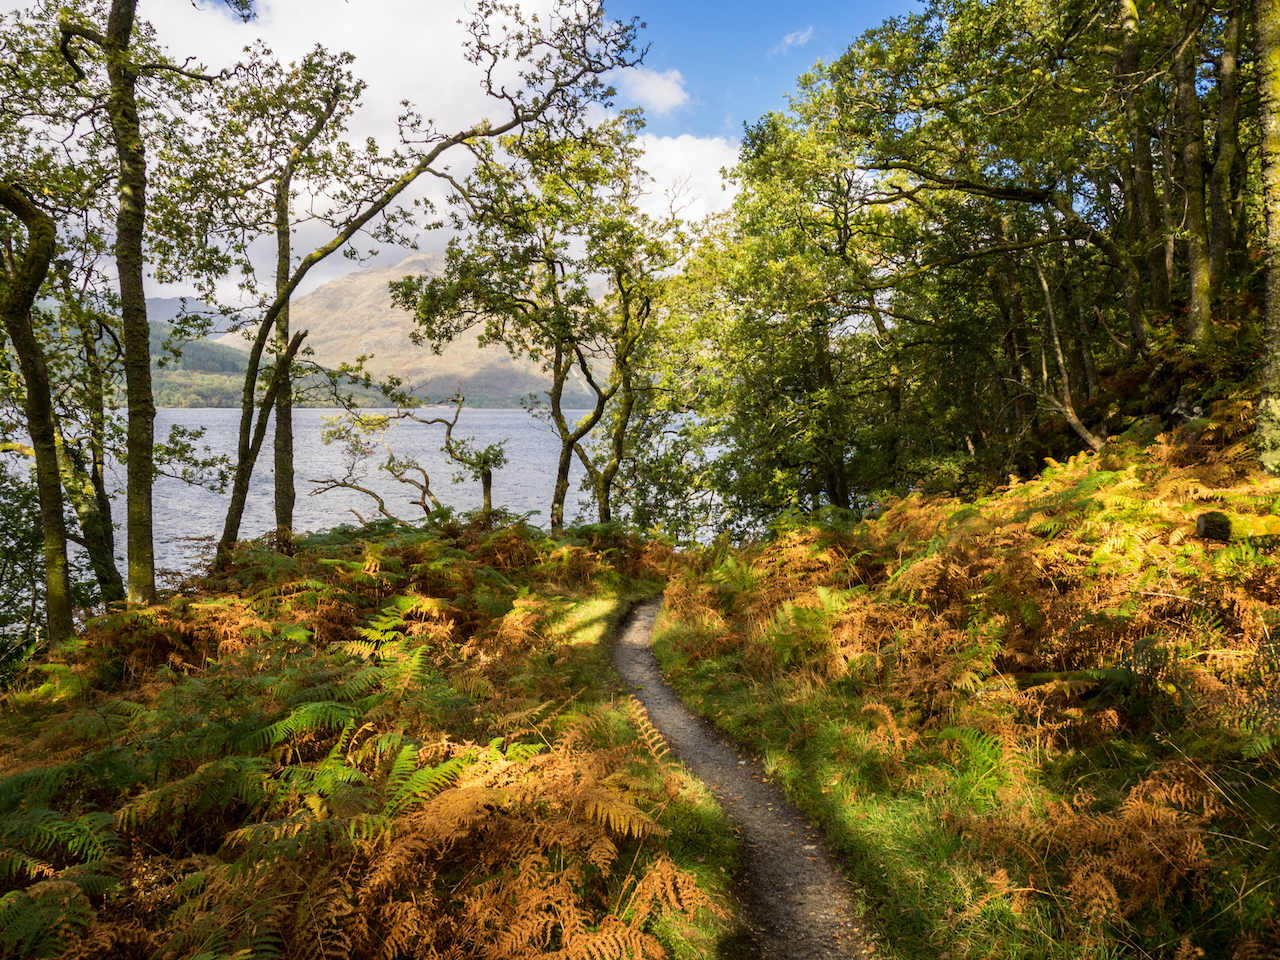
[577, 785, 667, 840]
[381, 748, 474, 817]
[242, 701, 359, 754]
[117, 756, 271, 836]
[2, 809, 119, 863]
[0, 883, 93, 959]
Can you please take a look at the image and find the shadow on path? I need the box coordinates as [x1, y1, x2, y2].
[613, 598, 872, 960]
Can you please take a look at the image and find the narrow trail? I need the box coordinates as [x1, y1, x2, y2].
[613, 599, 873, 959]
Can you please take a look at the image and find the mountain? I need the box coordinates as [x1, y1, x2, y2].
[146, 297, 233, 333]
[147, 321, 388, 408]
[212, 252, 595, 408]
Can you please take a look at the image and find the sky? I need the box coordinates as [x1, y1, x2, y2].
[9, 0, 919, 295]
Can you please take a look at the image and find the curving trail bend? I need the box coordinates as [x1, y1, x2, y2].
[613, 599, 873, 959]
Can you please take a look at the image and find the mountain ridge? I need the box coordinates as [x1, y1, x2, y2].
[210, 251, 595, 408]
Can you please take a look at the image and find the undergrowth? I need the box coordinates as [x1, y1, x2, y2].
[653, 415, 1280, 960]
[0, 519, 739, 959]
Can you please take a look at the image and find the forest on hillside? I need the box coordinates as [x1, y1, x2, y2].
[3, 0, 1280, 956]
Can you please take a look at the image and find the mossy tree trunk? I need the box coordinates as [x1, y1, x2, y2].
[1117, 0, 1170, 312]
[273, 179, 295, 541]
[1256, 0, 1280, 473]
[0, 183, 76, 644]
[1172, 0, 1212, 344]
[60, 0, 156, 602]
[1209, 0, 1244, 300]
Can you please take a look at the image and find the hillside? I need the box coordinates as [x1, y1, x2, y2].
[213, 252, 597, 408]
[147, 322, 388, 408]
[0, 524, 739, 957]
[652, 413, 1280, 958]
[4, 417, 1280, 958]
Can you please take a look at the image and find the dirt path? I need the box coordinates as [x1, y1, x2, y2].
[613, 599, 873, 959]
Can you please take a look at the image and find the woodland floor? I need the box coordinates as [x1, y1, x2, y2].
[613, 599, 874, 959]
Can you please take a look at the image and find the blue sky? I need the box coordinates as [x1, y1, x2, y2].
[609, 0, 919, 139]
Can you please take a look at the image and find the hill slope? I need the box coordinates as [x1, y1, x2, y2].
[214, 252, 596, 408]
[652, 416, 1280, 958]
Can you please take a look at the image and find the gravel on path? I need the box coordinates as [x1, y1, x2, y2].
[613, 598, 874, 959]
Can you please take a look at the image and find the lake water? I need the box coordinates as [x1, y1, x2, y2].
[138, 407, 590, 573]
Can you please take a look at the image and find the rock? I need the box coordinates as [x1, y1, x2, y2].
[1196, 511, 1280, 541]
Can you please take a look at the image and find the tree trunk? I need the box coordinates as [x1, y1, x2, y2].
[1118, 0, 1170, 311]
[548, 340, 612, 531]
[1049, 196, 1150, 356]
[1162, 120, 1179, 288]
[808, 314, 850, 510]
[1067, 240, 1100, 401]
[1254, 0, 1280, 472]
[547, 339, 573, 531]
[273, 182, 295, 542]
[55, 435, 124, 603]
[1173, 1, 1212, 344]
[1031, 252, 1105, 451]
[101, 0, 156, 603]
[1209, 0, 1244, 299]
[867, 302, 903, 477]
[480, 468, 493, 525]
[0, 184, 76, 644]
[67, 307, 124, 601]
[216, 332, 307, 561]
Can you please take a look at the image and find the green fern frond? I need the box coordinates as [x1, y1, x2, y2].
[118, 757, 271, 834]
[0, 768, 67, 815]
[504, 741, 544, 763]
[2, 809, 120, 865]
[275, 622, 314, 644]
[354, 731, 412, 765]
[0, 848, 53, 884]
[0, 882, 93, 959]
[224, 814, 351, 870]
[247, 701, 359, 753]
[60, 861, 120, 898]
[334, 640, 380, 659]
[333, 666, 383, 702]
[382, 749, 474, 817]
[383, 645, 437, 693]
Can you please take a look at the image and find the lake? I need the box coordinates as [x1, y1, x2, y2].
[137, 407, 591, 573]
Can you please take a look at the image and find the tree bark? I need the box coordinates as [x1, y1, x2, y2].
[216, 332, 307, 560]
[548, 339, 613, 531]
[1049, 195, 1151, 357]
[1031, 252, 1105, 451]
[64, 299, 124, 601]
[55, 434, 124, 603]
[1118, 0, 1170, 311]
[1161, 120, 1179, 288]
[1254, 0, 1280, 472]
[0, 184, 76, 644]
[66, 0, 157, 602]
[1173, 0, 1212, 344]
[1209, 0, 1244, 299]
[273, 183, 295, 541]
[1067, 241, 1100, 401]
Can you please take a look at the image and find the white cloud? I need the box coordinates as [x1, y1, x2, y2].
[134, 0, 564, 296]
[144, 0, 508, 142]
[636, 133, 740, 224]
[611, 66, 690, 118]
[772, 25, 814, 55]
